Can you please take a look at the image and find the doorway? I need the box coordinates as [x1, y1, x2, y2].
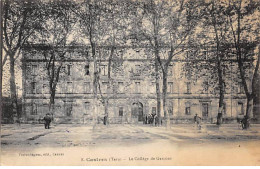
[131, 102, 143, 121]
[64, 102, 73, 116]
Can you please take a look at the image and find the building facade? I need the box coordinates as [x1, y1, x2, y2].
[22, 45, 247, 124]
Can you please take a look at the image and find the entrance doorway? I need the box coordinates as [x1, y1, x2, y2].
[202, 103, 209, 117]
[64, 102, 73, 116]
[131, 102, 143, 121]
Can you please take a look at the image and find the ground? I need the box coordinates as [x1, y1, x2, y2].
[1, 123, 260, 165]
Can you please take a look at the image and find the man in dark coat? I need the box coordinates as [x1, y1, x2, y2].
[194, 114, 201, 129]
[43, 113, 52, 129]
[241, 115, 249, 129]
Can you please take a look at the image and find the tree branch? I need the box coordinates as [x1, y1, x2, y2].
[252, 46, 260, 96]
[3, 0, 11, 49]
[2, 53, 8, 66]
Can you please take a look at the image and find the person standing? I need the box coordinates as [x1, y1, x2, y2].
[241, 115, 249, 129]
[194, 114, 201, 129]
[43, 113, 52, 129]
[154, 114, 159, 126]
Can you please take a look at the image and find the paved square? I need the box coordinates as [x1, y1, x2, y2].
[1, 123, 260, 165]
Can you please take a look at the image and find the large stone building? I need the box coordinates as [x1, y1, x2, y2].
[22, 45, 247, 124]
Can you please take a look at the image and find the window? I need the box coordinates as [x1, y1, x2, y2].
[32, 65, 37, 75]
[101, 82, 108, 93]
[203, 48, 208, 59]
[42, 84, 48, 94]
[168, 102, 173, 115]
[185, 102, 191, 115]
[204, 81, 209, 93]
[67, 65, 72, 76]
[31, 82, 36, 94]
[168, 65, 173, 76]
[85, 64, 90, 75]
[186, 82, 191, 94]
[118, 82, 124, 93]
[135, 82, 141, 93]
[152, 107, 156, 115]
[100, 65, 107, 76]
[167, 82, 173, 93]
[119, 107, 123, 116]
[61, 66, 66, 72]
[32, 103, 37, 115]
[238, 83, 244, 94]
[84, 102, 90, 111]
[65, 102, 73, 116]
[134, 65, 141, 75]
[151, 82, 156, 93]
[185, 69, 192, 80]
[238, 102, 244, 115]
[26, 65, 31, 74]
[67, 82, 73, 93]
[185, 107, 191, 115]
[202, 103, 208, 117]
[60, 66, 66, 77]
[84, 82, 91, 93]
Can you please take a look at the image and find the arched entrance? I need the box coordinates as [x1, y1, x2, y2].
[131, 102, 143, 122]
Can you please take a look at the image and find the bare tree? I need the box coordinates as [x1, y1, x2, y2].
[2, 0, 43, 121]
[185, 0, 232, 125]
[97, 0, 129, 125]
[227, 0, 259, 128]
[73, 0, 129, 126]
[31, 0, 77, 119]
[131, 0, 200, 128]
[0, 0, 3, 123]
[72, 0, 105, 128]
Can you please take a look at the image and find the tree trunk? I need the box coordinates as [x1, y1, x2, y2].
[0, 0, 3, 125]
[9, 53, 18, 123]
[253, 94, 260, 121]
[244, 97, 253, 129]
[253, 71, 260, 121]
[246, 97, 253, 119]
[155, 54, 161, 125]
[211, 4, 225, 126]
[162, 69, 170, 129]
[49, 103, 55, 122]
[91, 43, 98, 130]
[217, 62, 225, 125]
[105, 46, 115, 126]
[49, 89, 55, 121]
[104, 99, 109, 125]
[252, 47, 260, 121]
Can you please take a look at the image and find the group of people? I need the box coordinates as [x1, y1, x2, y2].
[144, 114, 160, 126]
[193, 114, 250, 130]
[41, 113, 250, 130]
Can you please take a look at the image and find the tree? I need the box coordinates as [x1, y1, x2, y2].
[185, 0, 232, 125]
[227, 0, 259, 128]
[0, 0, 3, 122]
[31, 0, 77, 119]
[73, 0, 130, 126]
[96, 0, 129, 125]
[131, 0, 200, 128]
[253, 48, 260, 121]
[2, 0, 44, 121]
[72, 0, 107, 128]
